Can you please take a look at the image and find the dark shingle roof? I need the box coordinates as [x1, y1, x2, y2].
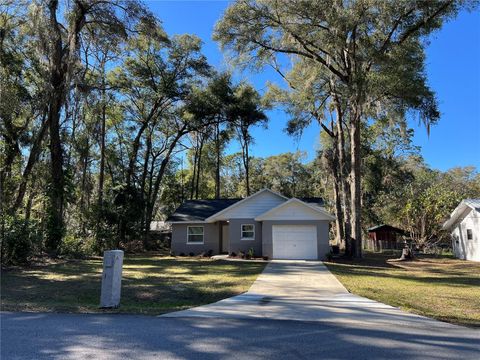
[368, 224, 405, 234]
[166, 199, 242, 222]
[298, 197, 325, 206]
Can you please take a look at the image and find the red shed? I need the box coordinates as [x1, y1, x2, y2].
[367, 224, 406, 251]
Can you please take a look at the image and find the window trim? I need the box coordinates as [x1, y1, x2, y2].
[187, 225, 204, 244]
[466, 229, 473, 240]
[241, 224, 255, 240]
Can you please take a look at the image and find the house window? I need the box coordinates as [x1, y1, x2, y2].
[241, 224, 255, 240]
[467, 229, 473, 240]
[187, 226, 204, 244]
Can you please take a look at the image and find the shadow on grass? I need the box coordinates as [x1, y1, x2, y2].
[326, 254, 480, 287]
[324, 253, 480, 327]
[335, 269, 478, 288]
[0, 256, 266, 315]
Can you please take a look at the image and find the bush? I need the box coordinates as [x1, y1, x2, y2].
[325, 252, 333, 261]
[121, 239, 144, 254]
[1, 216, 42, 265]
[247, 248, 255, 259]
[229, 252, 237, 258]
[238, 251, 245, 259]
[199, 250, 213, 258]
[189, 252, 195, 257]
[85, 204, 119, 254]
[179, 252, 186, 257]
[169, 250, 176, 257]
[60, 234, 95, 258]
[262, 256, 269, 261]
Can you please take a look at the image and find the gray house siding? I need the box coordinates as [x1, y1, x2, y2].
[171, 222, 220, 255]
[227, 219, 263, 256]
[261, 220, 330, 260]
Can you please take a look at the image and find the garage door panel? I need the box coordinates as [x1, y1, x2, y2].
[272, 225, 317, 260]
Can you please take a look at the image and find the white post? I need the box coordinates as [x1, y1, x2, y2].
[100, 250, 124, 308]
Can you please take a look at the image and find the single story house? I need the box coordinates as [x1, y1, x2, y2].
[442, 199, 480, 262]
[166, 189, 335, 260]
[366, 224, 406, 251]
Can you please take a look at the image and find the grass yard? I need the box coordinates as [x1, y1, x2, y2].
[0, 254, 266, 315]
[325, 252, 480, 327]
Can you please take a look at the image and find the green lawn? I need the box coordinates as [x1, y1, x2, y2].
[0, 254, 266, 314]
[325, 252, 480, 327]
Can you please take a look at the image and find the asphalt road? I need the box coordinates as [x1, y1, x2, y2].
[1, 312, 479, 360]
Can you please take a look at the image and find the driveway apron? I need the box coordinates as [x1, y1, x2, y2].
[163, 260, 469, 329]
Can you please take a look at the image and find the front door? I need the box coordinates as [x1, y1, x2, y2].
[222, 225, 229, 253]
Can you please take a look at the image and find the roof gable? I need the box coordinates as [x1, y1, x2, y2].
[464, 199, 480, 212]
[368, 224, 405, 234]
[205, 189, 287, 222]
[255, 198, 335, 221]
[443, 199, 480, 229]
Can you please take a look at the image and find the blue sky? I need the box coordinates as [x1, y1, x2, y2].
[146, 1, 480, 171]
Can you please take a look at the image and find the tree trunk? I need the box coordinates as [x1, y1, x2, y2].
[0, 118, 21, 214]
[333, 178, 344, 246]
[44, 0, 88, 254]
[125, 121, 149, 188]
[144, 129, 186, 243]
[46, 91, 65, 253]
[44, 0, 66, 254]
[317, 111, 347, 250]
[65, 88, 78, 169]
[97, 78, 106, 208]
[349, 112, 362, 258]
[215, 122, 221, 199]
[143, 151, 160, 244]
[125, 97, 163, 189]
[331, 134, 344, 247]
[81, 138, 89, 209]
[140, 133, 152, 197]
[190, 135, 198, 200]
[118, 121, 149, 244]
[195, 135, 204, 199]
[79, 137, 90, 234]
[238, 127, 251, 197]
[24, 187, 36, 222]
[336, 109, 352, 256]
[13, 113, 48, 212]
[140, 132, 152, 242]
[244, 140, 250, 196]
[180, 158, 185, 202]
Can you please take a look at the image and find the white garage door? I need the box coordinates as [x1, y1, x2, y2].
[272, 225, 317, 260]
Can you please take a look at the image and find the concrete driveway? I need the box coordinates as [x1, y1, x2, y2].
[163, 260, 462, 328]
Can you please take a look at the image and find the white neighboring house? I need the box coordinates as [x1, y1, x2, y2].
[442, 199, 480, 262]
[150, 221, 170, 232]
